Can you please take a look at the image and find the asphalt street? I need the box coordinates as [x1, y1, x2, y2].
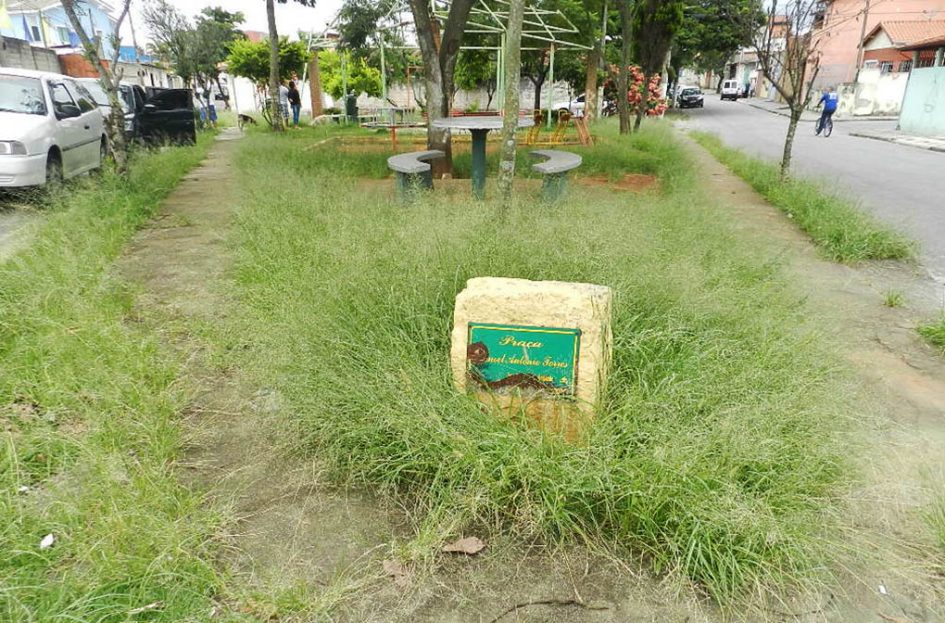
[683, 97, 945, 281]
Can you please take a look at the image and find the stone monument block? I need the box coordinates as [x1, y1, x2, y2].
[450, 277, 613, 439]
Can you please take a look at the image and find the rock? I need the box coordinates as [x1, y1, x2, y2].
[450, 277, 613, 440]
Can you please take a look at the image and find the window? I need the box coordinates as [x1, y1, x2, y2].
[899, 60, 913, 73]
[66, 80, 96, 113]
[0, 75, 47, 115]
[48, 82, 77, 117]
[30, 25, 41, 41]
[57, 27, 69, 44]
[864, 60, 878, 68]
[880, 61, 894, 73]
[918, 57, 935, 68]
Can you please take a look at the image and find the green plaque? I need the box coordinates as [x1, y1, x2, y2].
[466, 323, 581, 396]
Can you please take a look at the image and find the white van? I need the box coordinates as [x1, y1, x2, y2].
[721, 79, 742, 101]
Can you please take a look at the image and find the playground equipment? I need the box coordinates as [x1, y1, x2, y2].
[525, 109, 593, 147]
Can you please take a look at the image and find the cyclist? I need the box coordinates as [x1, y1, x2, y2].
[816, 86, 838, 136]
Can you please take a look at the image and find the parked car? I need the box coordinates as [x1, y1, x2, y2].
[721, 79, 741, 101]
[677, 86, 704, 108]
[77, 79, 196, 145]
[552, 93, 587, 116]
[0, 68, 105, 187]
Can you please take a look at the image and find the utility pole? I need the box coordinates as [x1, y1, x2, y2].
[854, 0, 871, 82]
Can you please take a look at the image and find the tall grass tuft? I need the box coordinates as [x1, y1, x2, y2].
[690, 131, 914, 263]
[0, 135, 223, 621]
[227, 123, 856, 602]
[918, 317, 945, 351]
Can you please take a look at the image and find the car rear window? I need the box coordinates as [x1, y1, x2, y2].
[0, 75, 47, 115]
[682, 88, 700, 95]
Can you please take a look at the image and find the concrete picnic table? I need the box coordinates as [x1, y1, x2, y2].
[431, 116, 534, 198]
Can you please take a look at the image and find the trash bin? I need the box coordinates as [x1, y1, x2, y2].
[345, 94, 358, 123]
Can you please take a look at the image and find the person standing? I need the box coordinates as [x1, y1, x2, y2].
[278, 80, 290, 125]
[288, 80, 302, 128]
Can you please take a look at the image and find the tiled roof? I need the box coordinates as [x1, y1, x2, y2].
[865, 20, 945, 47]
[899, 33, 945, 51]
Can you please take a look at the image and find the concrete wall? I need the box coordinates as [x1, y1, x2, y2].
[835, 67, 910, 117]
[0, 36, 59, 72]
[899, 67, 945, 136]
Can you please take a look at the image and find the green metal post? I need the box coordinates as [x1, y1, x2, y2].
[547, 44, 555, 128]
[380, 39, 388, 104]
[341, 54, 349, 124]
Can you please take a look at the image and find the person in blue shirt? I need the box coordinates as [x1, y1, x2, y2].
[816, 86, 839, 136]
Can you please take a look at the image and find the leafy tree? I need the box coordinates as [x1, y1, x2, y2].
[193, 8, 246, 106]
[521, 48, 549, 111]
[631, 0, 684, 129]
[142, 0, 196, 82]
[226, 38, 311, 86]
[454, 49, 497, 109]
[317, 50, 382, 99]
[672, 0, 763, 88]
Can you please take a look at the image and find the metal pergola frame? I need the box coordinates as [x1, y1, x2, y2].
[373, 0, 592, 126]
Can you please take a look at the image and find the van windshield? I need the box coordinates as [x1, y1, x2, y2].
[0, 75, 47, 115]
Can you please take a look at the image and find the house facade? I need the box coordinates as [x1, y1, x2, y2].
[2, 0, 118, 58]
[811, 0, 945, 89]
[861, 20, 945, 72]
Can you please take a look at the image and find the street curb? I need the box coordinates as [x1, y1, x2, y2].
[744, 101, 897, 123]
[849, 132, 945, 153]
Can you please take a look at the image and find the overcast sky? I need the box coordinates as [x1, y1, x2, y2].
[122, 0, 345, 46]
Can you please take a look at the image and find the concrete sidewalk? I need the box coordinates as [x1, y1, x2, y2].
[848, 128, 945, 153]
[743, 98, 897, 122]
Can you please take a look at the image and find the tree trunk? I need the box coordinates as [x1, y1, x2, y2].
[531, 75, 546, 112]
[617, 0, 632, 134]
[408, 0, 475, 176]
[780, 106, 801, 180]
[497, 0, 525, 200]
[309, 54, 323, 117]
[60, 0, 130, 173]
[266, 0, 283, 132]
[584, 47, 600, 122]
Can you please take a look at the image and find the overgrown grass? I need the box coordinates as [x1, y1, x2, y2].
[918, 317, 945, 351]
[690, 131, 915, 263]
[227, 122, 856, 603]
[927, 493, 945, 552]
[0, 136, 223, 621]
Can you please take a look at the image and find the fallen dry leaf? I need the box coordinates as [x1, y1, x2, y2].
[128, 601, 164, 615]
[442, 536, 486, 555]
[382, 558, 411, 588]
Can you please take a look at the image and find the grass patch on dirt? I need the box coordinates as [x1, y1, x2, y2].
[0, 136, 223, 621]
[918, 317, 945, 352]
[690, 131, 914, 263]
[227, 122, 856, 604]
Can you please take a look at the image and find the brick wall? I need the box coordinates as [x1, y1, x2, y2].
[0, 36, 60, 73]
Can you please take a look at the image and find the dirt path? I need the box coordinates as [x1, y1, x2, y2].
[115, 129, 943, 622]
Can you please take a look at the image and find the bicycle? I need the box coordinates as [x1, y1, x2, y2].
[815, 113, 833, 137]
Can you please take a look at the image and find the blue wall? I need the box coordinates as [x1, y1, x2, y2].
[1, 2, 118, 58]
[899, 67, 945, 137]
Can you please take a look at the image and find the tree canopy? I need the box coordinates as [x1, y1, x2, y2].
[226, 38, 312, 87]
[673, 0, 764, 75]
[317, 49, 383, 98]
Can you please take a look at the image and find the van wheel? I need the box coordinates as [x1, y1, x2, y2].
[45, 151, 63, 189]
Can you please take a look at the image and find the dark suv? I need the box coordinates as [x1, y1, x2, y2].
[78, 80, 196, 145]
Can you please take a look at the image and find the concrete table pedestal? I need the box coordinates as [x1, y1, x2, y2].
[431, 116, 534, 199]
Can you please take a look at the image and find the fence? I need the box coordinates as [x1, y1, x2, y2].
[0, 36, 59, 73]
